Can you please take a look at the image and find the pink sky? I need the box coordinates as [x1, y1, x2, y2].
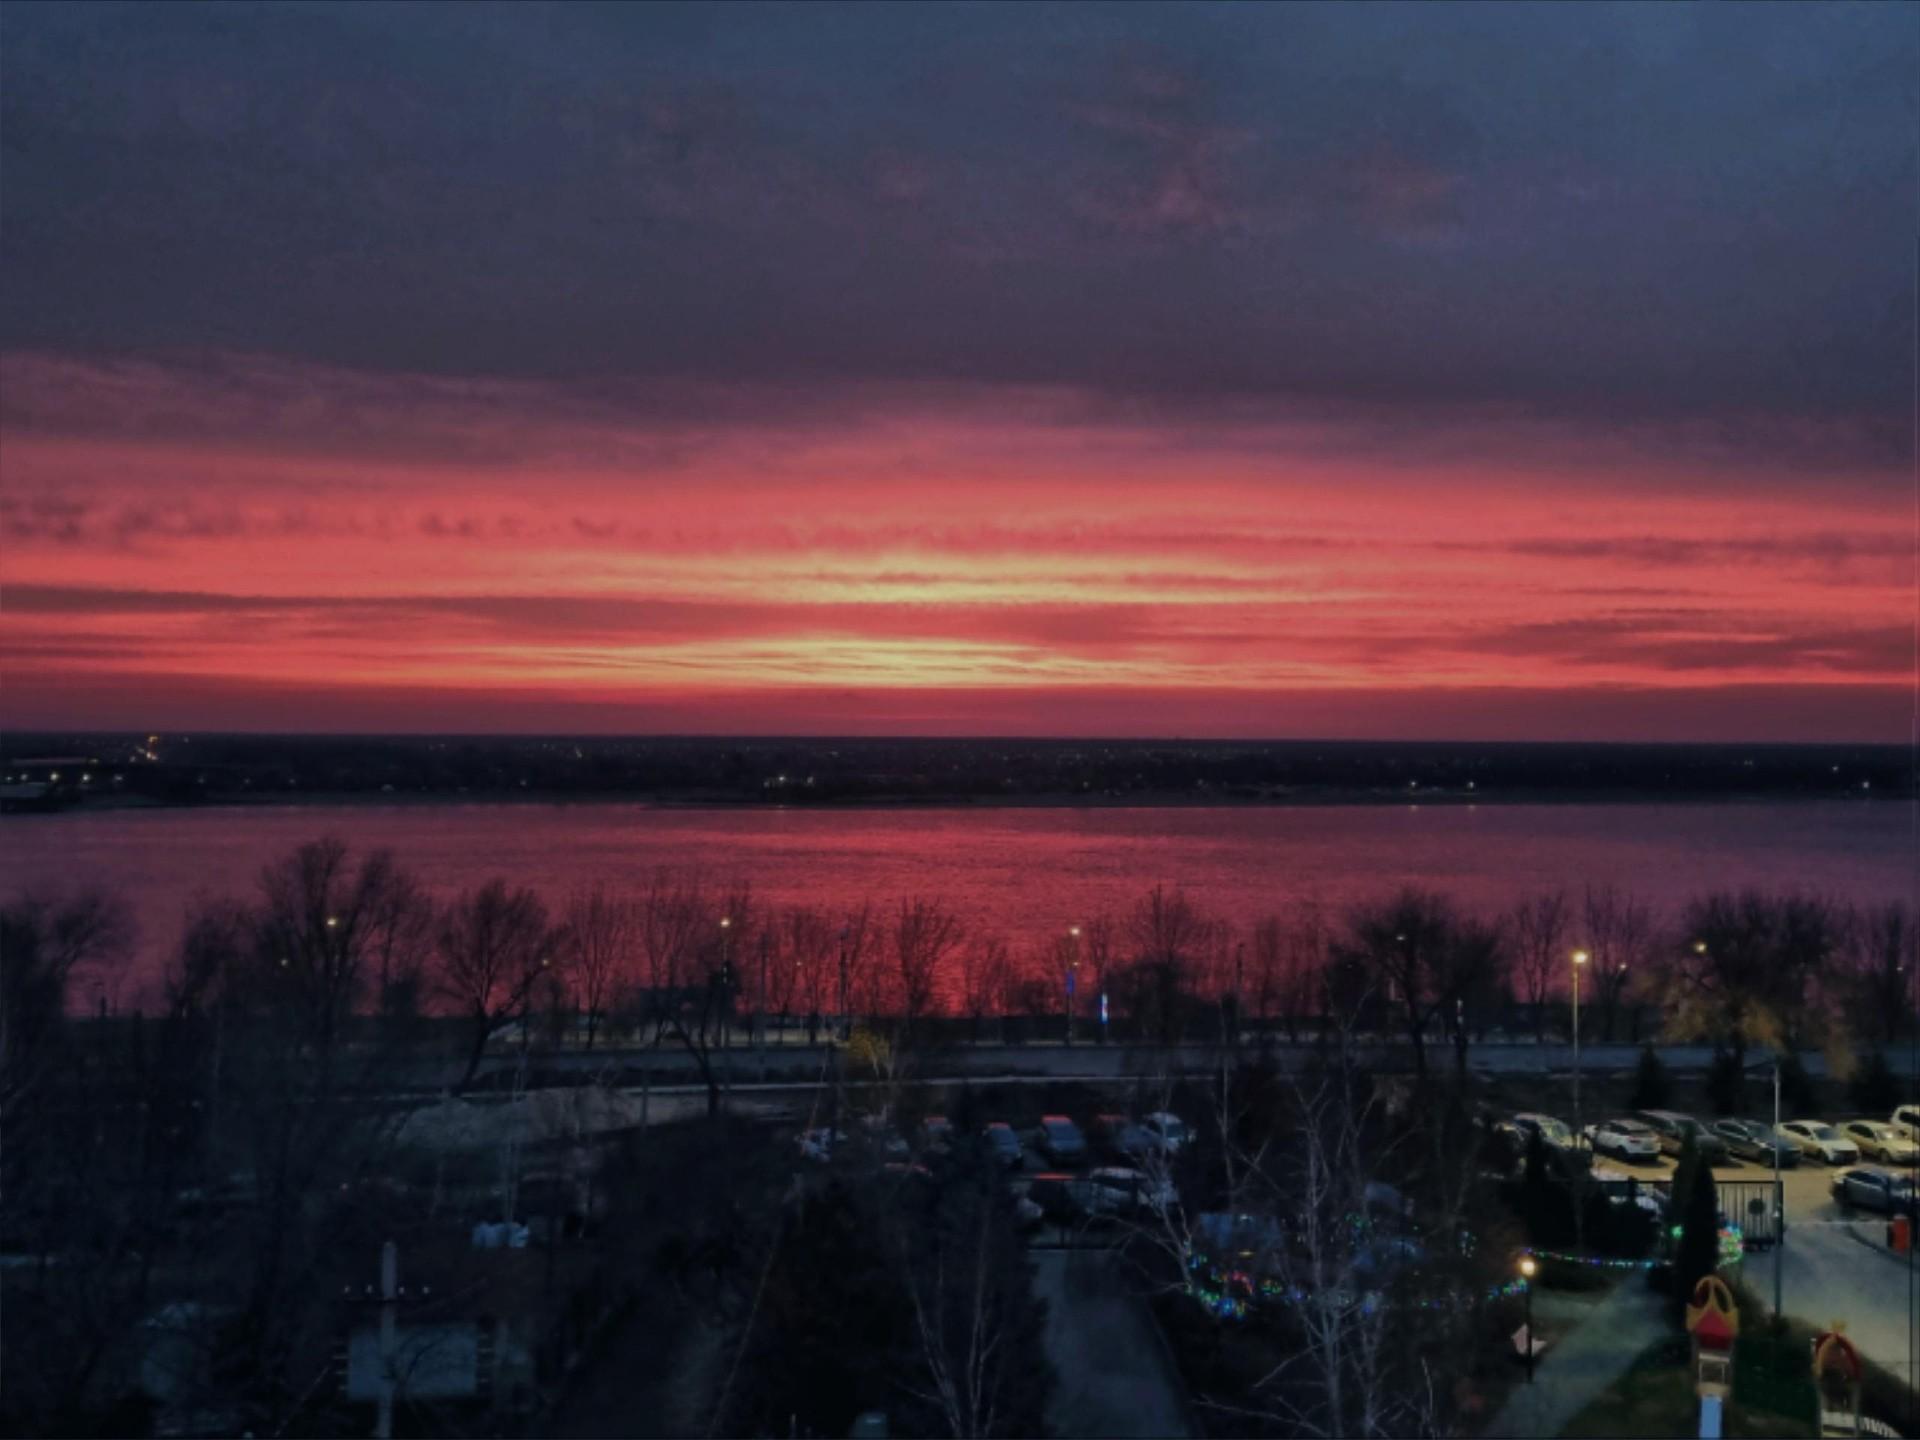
[1, 354, 1909, 741]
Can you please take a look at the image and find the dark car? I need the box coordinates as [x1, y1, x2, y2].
[1831, 1167, 1918, 1216]
[1037, 1115, 1090, 1166]
[982, 1122, 1025, 1170]
[1711, 1119, 1800, 1168]
[1027, 1173, 1101, 1225]
[1637, 1110, 1729, 1162]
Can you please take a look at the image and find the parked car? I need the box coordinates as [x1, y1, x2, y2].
[982, 1122, 1025, 1170]
[1637, 1111, 1729, 1162]
[1087, 1166, 1178, 1217]
[1841, 1120, 1920, 1166]
[1711, 1119, 1801, 1168]
[920, 1115, 955, 1155]
[1586, 1118, 1662, 1162]
[1832, 1166, 1918, 1215]
[1027, 1172, 1102, 1225]
[1037, 1115, 1090, 1165]
[858, 1115, 911, 1160]
[1588, 1163, 1666, 1217]
[796, 1127, 847, 1162]
[1776, 1121, 1860, 1165]
[1891, 1105, 1920, 1142]
[1499, 1113, 1577, 1156]
[1091, 1113, 1151, 1160]
[1142, 1111, 1191, 1155]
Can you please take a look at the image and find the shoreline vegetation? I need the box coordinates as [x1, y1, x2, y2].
[3, 732, 1909, 815]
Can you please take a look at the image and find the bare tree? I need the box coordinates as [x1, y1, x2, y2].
[839, 901, 879, 1033]
[435, 878, 556, 1092]
[1122, 885, 1210, 1046]
[959, 937, 1010, 1043]
[784, 904, 838, 1043]
[890, 898, 967, 1044]
[1578, 884, 1652, 1042]
[636, 867, 707, 1041]
[1837, 902, 1918, 1047]
[0, 889, 132, 1128]
[1507, 890, 1568, 1044]
[1663, 890, 1843, 1074]
[1333, 889, 1455, 1079]
[1432, 914, 1509, 1074]
[558, 884, 636, 1050]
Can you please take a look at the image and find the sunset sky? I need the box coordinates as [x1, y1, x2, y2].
[2, 3, 1913, 740]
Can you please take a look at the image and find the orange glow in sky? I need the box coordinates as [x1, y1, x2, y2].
[0, 355, 1909, 740]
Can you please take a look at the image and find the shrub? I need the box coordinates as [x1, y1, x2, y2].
[1628, 1045, 1671, 1110]
[1670, 1137, 1722, 1323]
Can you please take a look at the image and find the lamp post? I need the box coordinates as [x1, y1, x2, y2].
[1571, 950, 1589, 1144]
[1066, 926, 1080, 1047]
[1520, 1257, 1537, 1382]
[1773, 1058, 1784, 1317]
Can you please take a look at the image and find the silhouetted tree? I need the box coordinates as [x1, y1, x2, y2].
[436, 878, 556, 1091]
[1508, 890, 1569, 1044]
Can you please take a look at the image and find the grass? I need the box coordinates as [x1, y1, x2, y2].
[1726, 1282, 1919, 1439]
[1559, 1348, 1815, 1438]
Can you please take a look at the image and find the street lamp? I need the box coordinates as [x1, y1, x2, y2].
[1066, 926, 1081, 1047]
[1519, 1257, 1538, 1382]
[1571, 950, 1589, 1144]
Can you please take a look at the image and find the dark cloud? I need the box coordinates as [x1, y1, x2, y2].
[0, 2, 1910, 465]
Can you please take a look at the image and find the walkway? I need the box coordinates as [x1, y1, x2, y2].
[1484, 1279, 1669, 1439]
[1029, 1246, 1193, 1439]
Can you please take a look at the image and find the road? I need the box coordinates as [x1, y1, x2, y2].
[399, 1037, 1815, 1096]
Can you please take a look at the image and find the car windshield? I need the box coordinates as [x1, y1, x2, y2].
[1810, 1125, 1841, 1140]
[1535, 1119, 1573, 1146]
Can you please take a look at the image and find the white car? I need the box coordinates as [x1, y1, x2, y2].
[1776, 1121, 1860, 1166]
[1841, 1120, 1920, 1166]
[1892, 1105, 1920, 1142]
[1586, 1118, 1661, 1161]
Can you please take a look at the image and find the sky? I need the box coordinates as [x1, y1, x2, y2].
[1, 2, 1914, 741]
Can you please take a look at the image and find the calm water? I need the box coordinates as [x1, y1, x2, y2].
[1, 800, 1909, 1009]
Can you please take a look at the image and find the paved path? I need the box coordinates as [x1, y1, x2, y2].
[1484, 1280, 1669, 1439]
[1029, 1247, 1192, 1439]
[1763, 1209, 1920, 1387]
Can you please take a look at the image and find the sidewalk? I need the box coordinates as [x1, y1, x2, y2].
[1484, 1280, 1669, 1439]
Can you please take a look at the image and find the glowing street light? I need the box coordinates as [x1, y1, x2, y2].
[1066, 925, 1081, 1047]
[1572, 949, 1589, 1144]
[1519, 1257, 1538, 1383]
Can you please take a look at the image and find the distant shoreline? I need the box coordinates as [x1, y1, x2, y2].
[1, 786, 1901, 818]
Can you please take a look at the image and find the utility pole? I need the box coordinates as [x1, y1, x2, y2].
[375, 1240, 398, 1440]
[1571, 949, 1588, 1144]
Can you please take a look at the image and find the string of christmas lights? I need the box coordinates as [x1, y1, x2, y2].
[1186, 1224, 1744, 1320]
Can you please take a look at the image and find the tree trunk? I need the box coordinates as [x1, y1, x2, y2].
[457, 1010, 492, 1094]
